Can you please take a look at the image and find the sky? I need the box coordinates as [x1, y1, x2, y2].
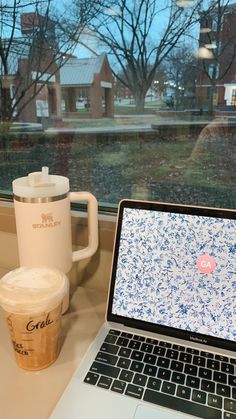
[2, 0, 236, 62]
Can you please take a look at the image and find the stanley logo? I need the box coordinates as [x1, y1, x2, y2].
[32, 212, 61, 229]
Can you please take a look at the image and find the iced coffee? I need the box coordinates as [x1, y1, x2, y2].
[0, 266, 69, 370]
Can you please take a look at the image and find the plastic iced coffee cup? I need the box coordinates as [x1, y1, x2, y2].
[0, 266, 69, 371]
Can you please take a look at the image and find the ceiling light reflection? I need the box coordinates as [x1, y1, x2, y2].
[200, 28, 211, 33]
[194, 47, 214, 59]
[205, 43, 217, 49]
[176, 0, 194, 7]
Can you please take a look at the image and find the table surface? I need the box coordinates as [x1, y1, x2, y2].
[0, 287, 107, 419]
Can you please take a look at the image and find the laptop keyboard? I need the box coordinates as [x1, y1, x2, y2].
[83, 329, 236, 419]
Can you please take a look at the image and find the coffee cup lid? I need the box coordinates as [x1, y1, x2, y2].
[0, 267, 69, 313]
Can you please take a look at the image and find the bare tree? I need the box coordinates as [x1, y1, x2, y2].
[165, 45, 197, 109]
[78, 0, 203, 113]
[0, 0, 96, 123]
[197, 0, 236, 114]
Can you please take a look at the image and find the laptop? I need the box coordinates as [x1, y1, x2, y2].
[50, 199, 236, 419]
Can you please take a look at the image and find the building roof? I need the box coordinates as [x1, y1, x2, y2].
[60, 53, 106, 86]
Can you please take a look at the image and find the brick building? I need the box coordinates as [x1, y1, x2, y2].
[60, 54, 114, 118]
[114, 77, 132, 101]
[196, 3, 236, 109]
[0, 13, 61, 123]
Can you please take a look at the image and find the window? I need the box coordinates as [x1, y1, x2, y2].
[212, 19, 218, 32]
[0, 1, 235, 210]
[231, 89, 236, 106]
[208, 63, 219, 79]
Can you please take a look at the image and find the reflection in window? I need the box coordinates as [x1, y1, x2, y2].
[0, 0, 235, 210]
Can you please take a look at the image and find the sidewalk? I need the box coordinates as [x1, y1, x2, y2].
[46, 124, 154, 134]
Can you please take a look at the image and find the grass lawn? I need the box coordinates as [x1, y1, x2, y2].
[97, 140, 207, 187]
[63, 114, 161, 129]
[0, 107, 234, 207]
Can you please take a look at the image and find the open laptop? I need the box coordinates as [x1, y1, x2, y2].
[50, 199, 236, 419]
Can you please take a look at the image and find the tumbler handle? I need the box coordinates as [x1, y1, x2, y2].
[70, 192, 98, 261]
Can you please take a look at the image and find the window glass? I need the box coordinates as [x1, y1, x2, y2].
[0, 0, 235, 210]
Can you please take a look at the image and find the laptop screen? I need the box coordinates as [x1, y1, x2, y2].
[109, 201, 236, 347]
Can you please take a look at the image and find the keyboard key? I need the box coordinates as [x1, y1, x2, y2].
[140, 343, 153, 352]
[173, 344, 185, 351]
[193, 356, 206, 367]
[153, 346, 166, 356]
[201, 351, 214, 359]
[118, 347, 132, 358]
[95, 351, 118, 365]
[125, 384, 144, 399]
[201, 379, 215, 393]
[121, 332, 133, 339]
[117, 337, 129, 347]
[133, 335, 145, 342]
[143, 354, 157, 365]
[199, 367, 212, 380]
[133, 373, 148, 387]
[186, 375, 200, 389]
[184, 364, 197, 376]
[143, 389, 221, 419]
[84, 371, 99, 385]
[186, 348, 199, 355]
[214, 371, 227, 384]
[130, 361, 144, 373]
[229, 376, 236, 386]
[208, 394, 223, 409]
[131, 350, 144, 361]
[109, 329, 120, 336]
[224, 412, 236, 419]
[111, 379, 126, 394]
[143, 364, 157, 377]
[146, 377, 161, 391]
[230, 359, 236, 365]
[171, 372, 185, 385]
[192, 389, 207, 404]
[176, 385, 191, 400]
[119, 369, 134, 382]
[128, 340, 141, 350]
[156, 357, 170, 368]
[117, 357, 131, 369]
[179, 352, 192, 363]
[222, 363, 235, 374]
[233, 388, 236, 399]
[170, 360, 184, 372]
[157, 368, 171, 380]
[207, 359, 220, 370]
[224, 398, 236, 413]
[162, 381, 176, 395]
[90, 361, 120, 378]
[215, 354, 229, 362]
[217, 383, 231, 397]
[159, 341, 171, 348]
[166, 349, 178, 360]
[97, 375, 112, 389]
[146, 338, 158, 345]
[104, 334, 117, 344]
[100, 342, 119, 355]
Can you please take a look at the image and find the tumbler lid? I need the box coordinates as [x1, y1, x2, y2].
[12, 167, 69, 198]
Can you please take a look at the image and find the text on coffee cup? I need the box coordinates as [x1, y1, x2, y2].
[26, 313, 54, 331]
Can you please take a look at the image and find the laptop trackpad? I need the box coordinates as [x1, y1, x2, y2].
[134, 405, 194, 419]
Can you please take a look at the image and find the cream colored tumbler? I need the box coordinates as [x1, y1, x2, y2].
[12, 167, 98, 274]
